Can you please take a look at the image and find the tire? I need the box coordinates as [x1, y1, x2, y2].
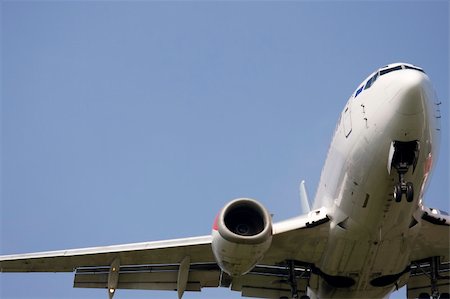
[440, 293, 450, 299]
[394, 184, 402, 202]
[406, 182, 414, 202]
[418, 292, 430, 299]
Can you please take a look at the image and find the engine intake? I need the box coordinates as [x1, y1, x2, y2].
[211, 198, 272, 276]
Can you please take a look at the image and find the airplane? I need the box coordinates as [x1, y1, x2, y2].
[0, 62, 449, 299]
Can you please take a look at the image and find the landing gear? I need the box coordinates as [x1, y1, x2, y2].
[390, 141, 419, 203]
[287, 260, 299, 299]
[417, 292, 450, 299]
[406, 182, 414, 202]
[393, 179, 414, 202]
[411, 256, 450, 299]
[394, 184, 402, 202]
[430, 256, 442, 299]
[285, 260, 310, 299]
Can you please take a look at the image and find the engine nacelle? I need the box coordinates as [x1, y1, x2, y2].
[211, 198, 273, 276]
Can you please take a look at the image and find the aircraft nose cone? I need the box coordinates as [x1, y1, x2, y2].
[382, 70, 434, 142]
[395, 71, 428, 116]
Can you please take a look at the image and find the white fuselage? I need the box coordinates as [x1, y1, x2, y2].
[310, 64, 440, 298]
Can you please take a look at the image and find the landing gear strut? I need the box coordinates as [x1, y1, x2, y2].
[287, 260, 299, 299]
[412, 256, 450, 299]
[286, 260, 310, 299]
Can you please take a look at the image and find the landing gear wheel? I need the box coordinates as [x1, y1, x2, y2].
[439, 293, 450, 299]
[394, 184, 402, 202]
[418, 293, 430, 299]
[406, 182, 414, 202]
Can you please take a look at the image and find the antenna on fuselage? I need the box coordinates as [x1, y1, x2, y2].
[299, 180, 311, 213]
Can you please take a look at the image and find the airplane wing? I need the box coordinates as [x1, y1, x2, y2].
[407, 206, 450, 298]
[410, 206, 450, 262]
[0, 208, 330, 298]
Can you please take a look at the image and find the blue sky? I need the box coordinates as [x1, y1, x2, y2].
[1, 1, 448, 299]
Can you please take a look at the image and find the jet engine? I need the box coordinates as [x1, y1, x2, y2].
[211, 198, 273, 276]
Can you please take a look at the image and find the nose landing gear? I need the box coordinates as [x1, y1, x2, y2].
[389, 141, 419, 203]
[393, 165, 414, 202]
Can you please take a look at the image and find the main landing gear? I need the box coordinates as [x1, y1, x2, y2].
[284, 260, 310, 299]
[390, 141, 419, 203]
[412, 256, 450, 299]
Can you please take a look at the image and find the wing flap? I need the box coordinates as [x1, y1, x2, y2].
[240, 286, 292, 299]
[75, 274, 205, 291]
[230, 264, 310, 299]
[74, 263, 221, 291]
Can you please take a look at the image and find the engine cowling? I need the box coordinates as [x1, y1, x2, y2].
[211, 198, 273, 276]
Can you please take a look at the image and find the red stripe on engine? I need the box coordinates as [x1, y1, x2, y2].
[212, 213, 219, 231]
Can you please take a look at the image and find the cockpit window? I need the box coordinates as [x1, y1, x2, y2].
[364, 72, 379, 90]
[354, 64, 426, 99]
[379, 65, 402, 76]
[404, 65, 425, 73]
[355, 85, 364, 98]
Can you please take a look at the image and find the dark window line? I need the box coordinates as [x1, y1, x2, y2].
[354, 64, 426, 98]
[379, 65, 403, 76]
[404, 65, 425, 73]
[364, 72, 379, 90]
[355, 85, 364, 97]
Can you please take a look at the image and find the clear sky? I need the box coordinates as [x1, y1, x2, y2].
[1, 1, 448, 299]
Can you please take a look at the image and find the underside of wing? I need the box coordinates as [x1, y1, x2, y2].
[74, 262, 222, 294]
[0, 206, 330, 298]
[407, 257, 450, 299]
[263, 208, 330, 266]
[410, 206, 450, 262]
[0, 236, 214, 273]
[407, 206, 450, 298]
[229, 208, 330, 298]
[0, 236, 217, 298]
[230, 263, 311, 298]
